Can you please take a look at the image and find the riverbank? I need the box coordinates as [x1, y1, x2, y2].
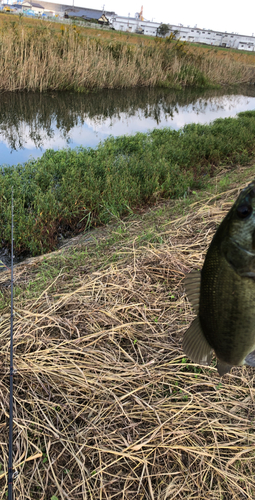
[1, 14, 255, 91]
[1, 110, 255, 257]
[0, 164, 255, 499]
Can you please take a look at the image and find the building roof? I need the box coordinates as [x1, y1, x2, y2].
[22, 1, 44, 7]
[64, 8, 100, 18]
[64, 7, 114, 19]
[114, 16, 138, 21]
[24, 1, 115, 16]
[171, 24, 255, 41]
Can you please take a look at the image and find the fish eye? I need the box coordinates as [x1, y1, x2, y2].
[236, 204, 253, 219]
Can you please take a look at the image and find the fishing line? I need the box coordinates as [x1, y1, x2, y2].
[8, 188, 14, 500]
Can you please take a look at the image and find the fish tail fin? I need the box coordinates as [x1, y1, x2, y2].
[183, 316, 213, 366]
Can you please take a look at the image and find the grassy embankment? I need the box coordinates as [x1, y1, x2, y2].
[0, 153, 255, 499]
[0, 14, 255, 91]
[1, 110, 255, 256]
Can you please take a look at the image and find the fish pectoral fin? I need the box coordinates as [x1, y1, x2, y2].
[184, 270, 201, 314]
[216, 360, 233, 376]
[245, 350, 255, 367]
[182, 316, 213, 366]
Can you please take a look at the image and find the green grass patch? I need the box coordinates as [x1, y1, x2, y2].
[1, 110, 255, 256]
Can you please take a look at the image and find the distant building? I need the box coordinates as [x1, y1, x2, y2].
[111, 16, 255, 51]
[175, 25, 255, 51]
[63, 6, 115, 22]
[0, 1, 116, 20]
[22, 1, 115, 21]
[111, 15, 159, 36]
[22, 1, 44, 14]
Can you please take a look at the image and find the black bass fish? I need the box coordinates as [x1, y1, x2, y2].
[183, 180, 255, 376]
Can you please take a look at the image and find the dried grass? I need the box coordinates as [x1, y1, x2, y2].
[1, 173, 255, 499]
[0, 18, 254, 91]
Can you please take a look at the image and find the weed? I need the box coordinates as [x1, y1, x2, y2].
[0, 16, 253, 92]
[1, 165, 255, 500]
[1, 112, 255, 256]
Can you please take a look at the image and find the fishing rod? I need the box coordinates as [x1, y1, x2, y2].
[8, 188, 14, 500]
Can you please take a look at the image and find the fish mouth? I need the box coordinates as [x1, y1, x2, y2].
[230, 238, 255, 256]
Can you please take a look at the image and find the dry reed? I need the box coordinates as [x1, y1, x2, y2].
[0, 18, 254, 91]
[1, 169, 255, 498]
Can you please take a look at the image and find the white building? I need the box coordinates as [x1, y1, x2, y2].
[110, 16, 255, 51]
[111, 15, 159, 36]
[176, 26, 255, 51]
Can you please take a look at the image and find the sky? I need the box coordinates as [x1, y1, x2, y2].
[49, 0, 255, 37]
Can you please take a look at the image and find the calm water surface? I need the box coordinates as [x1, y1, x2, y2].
[1, 86, 255, 166]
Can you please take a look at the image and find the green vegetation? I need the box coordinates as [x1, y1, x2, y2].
[0, 16, 254, 91]
[156, 23, 171, 37]
[1, 110, 255, 256]
[1, 165, 255, 499]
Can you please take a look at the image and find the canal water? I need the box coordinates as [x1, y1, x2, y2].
[1, 85, 255, 166]
[1, 85, 255, 267]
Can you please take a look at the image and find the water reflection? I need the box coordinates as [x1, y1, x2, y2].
[1, 86, 255, 165]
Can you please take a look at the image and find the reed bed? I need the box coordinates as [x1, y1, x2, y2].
[0, 18, 254, 91]
[1, 173, 255, 499]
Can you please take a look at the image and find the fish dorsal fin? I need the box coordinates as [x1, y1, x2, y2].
[184, 270, 201, 313]
[217, 360, 233, 376]
[245, 350, 255, 367]
[182, 316, 213, 365]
